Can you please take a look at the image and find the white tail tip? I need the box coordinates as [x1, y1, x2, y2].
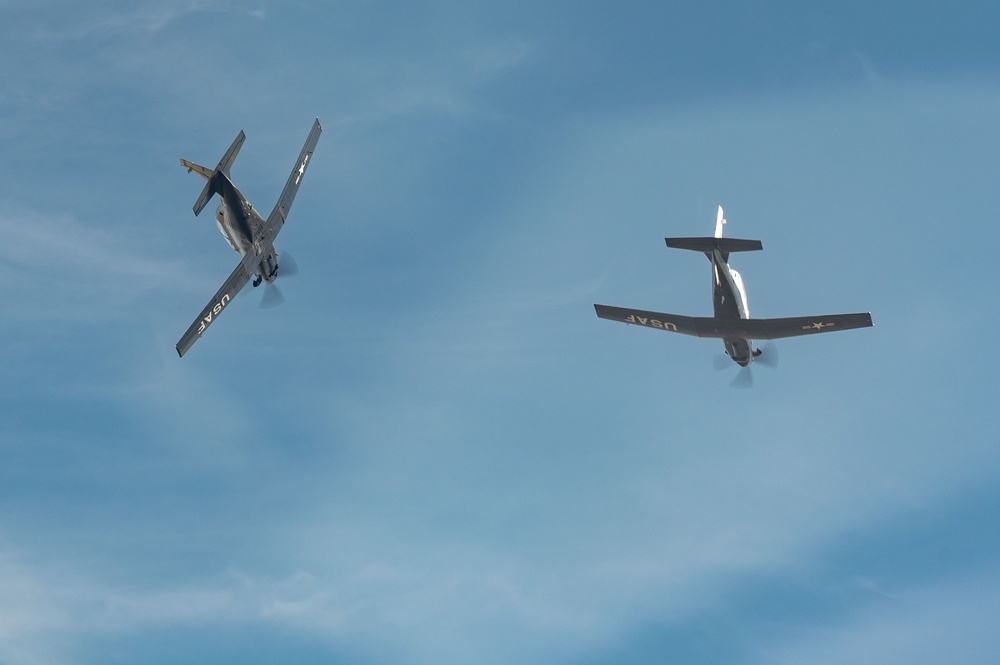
[714, 205, 727, 238]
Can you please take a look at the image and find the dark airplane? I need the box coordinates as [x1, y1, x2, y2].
[175, 118, 322, 357]
[594, 206, 872, 368]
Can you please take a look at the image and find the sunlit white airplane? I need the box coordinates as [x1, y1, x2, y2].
[595, 206, 872, 367]
[175, 119, 321, 357]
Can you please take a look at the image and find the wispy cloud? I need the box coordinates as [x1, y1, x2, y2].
[323, 38, 530, 130]
[0, 545, 335, 665]
[763, 564, 1000, 665]
[19, 1, 260, 41]
[0, 203, 193, 322]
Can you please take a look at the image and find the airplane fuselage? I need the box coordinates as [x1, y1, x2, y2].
[212, 173, 278, 286]
[710, 248, 755, 366]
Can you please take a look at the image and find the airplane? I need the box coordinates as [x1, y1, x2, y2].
[594, 206, 872, 368]
[175, 118, 322, 357]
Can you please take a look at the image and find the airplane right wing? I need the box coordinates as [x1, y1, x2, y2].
[263, 118, 322, 237]
[176, 252, 260, 357]
[594, 304, 872, 340]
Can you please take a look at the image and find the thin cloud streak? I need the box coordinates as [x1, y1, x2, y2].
[16, 1, 258, 42]
[763, 564, 1000, 665]
[0, 204, 193, 323]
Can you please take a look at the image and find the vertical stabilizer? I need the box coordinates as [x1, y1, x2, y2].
[181, 130, 246, 216]
[714, 205, 726, 238]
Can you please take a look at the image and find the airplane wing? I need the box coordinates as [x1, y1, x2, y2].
[594, 304, 705, 336]
[594, 304, 872, 339]
[734, 312, 874, 339]
[176, 253, 260, 357]
[263, 118, 322, 237]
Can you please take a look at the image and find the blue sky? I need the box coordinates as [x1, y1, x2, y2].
[2, 1, 1000, 663]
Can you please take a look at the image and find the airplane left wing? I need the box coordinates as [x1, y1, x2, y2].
[594, 304, 704, 336]
[176, 253, 260, 357]
[594, 304, 872, 340]
[264, 118, 322, 237]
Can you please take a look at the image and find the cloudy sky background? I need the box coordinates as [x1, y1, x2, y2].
[3, 1, 1000, 663]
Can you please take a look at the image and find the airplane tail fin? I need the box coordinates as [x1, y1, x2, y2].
[180, 130, 246, 217]
[714, 205, 726, 238]
[666, 205, 761, 257]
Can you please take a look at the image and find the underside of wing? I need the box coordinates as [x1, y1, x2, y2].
[736, 312, 874, 339]
[176, 254, 259, 357]
[265, 118, 322, 235]
[594, 304, 704, 337]
[594, 305, 873, 341]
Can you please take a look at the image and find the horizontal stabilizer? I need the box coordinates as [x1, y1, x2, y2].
[665, 237, 763, 253]
[595, 304, 872, 340]
[191, 171, 220, 217]
[180, 159, 213, 180]
[181, 130, 246, 217]
[215, 130, 245, 176]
